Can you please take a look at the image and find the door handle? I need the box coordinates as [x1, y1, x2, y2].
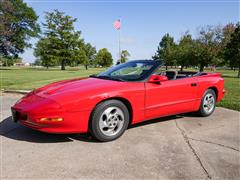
[191, 83, 197, 87]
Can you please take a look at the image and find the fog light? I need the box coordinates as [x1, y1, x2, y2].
[39, 117, 64, 122]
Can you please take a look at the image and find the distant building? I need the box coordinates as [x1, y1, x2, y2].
[14, 62, 30, 66]
[14, 62, 25, 66]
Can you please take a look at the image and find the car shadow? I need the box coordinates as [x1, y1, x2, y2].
[0, 114, 185, 143]
[0, 116, 101, 143]
[128, 115, 183, 130]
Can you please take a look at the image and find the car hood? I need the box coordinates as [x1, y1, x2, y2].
[34, 77, 121, 98]
[14, 77, 122, 113]
[15, 77, 144, 113]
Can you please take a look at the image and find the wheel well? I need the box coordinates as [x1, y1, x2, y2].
[89, 97, 133, 128]
[208, 86, 218, 99]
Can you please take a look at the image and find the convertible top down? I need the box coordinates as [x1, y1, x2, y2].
[12, 60, 225, 141]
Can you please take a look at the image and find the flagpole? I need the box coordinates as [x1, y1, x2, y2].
[114, 18, 121, 64]
[119, 24, 121, 64]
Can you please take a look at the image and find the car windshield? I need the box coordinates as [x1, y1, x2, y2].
[91, 60, 158, 82]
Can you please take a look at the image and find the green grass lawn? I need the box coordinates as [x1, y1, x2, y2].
[217, 77, 240, 111]
[0, 66, 239, 111]
[0, 66, 105, 90]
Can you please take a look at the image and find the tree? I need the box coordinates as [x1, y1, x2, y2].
[79, 49, 88, 70]
[175, 33, 195, 71]
[224, 23, 240, 78]
[0, 0, 40, 61]
[35, 10, 83, 70]
[120, 50, 130, 63]
[0, 56, 22, 66]
[33, 59, 42, 66]
[95, 48, 113, 67]
[153, 33, 176, 70]
[83, 43, 96, 66]
[195, 25, 223, 71]
[219, 23, 236, 68]
[222, 23, 236, 47]
[34, 37, 57, 68]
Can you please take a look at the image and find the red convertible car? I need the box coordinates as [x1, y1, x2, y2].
[12, 60, 225, 141]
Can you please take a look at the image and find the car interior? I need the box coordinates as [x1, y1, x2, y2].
[155, 70, 207, 80]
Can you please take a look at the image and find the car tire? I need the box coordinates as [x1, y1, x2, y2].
[89, 100, 129, 142]
[198, 89, 216, 117]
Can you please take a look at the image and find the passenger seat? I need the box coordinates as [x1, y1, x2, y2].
[166, 71, 178, 80]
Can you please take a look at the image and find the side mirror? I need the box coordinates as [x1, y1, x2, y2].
[148, 75, 168, 84]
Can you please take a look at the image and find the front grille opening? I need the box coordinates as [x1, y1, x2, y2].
[16, 111, 27, 121]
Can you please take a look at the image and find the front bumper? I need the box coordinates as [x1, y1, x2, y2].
[11, 94, 91, 134]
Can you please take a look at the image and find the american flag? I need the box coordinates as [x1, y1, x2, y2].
[113, 19, 121, 30]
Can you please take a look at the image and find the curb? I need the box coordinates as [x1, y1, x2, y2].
[2, 89, 31, 95]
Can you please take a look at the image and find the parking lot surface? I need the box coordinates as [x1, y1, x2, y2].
[0, 94, 239, 179]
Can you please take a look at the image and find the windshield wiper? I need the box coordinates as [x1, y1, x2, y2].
[90, 75, 124, 82]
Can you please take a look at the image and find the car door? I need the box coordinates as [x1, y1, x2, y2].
[145, 77, 198, 119]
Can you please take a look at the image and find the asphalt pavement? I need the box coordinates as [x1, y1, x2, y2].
[0, 94, 239, 179]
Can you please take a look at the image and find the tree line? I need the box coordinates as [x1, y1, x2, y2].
[0, 0, 130, 69]
[0, 0, 239, 77]
[34, 10, 118, 70]
[153, 23, 240, 77]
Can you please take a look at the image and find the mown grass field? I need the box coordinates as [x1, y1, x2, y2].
[217, 76, 239, 111]
[0, 66, 239, 111]
[0, 67, 105, 90]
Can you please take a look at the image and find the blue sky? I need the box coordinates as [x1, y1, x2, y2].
[22, 0, 239, 63]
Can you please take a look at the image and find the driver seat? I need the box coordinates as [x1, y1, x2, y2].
[166, 71, 178, 80]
